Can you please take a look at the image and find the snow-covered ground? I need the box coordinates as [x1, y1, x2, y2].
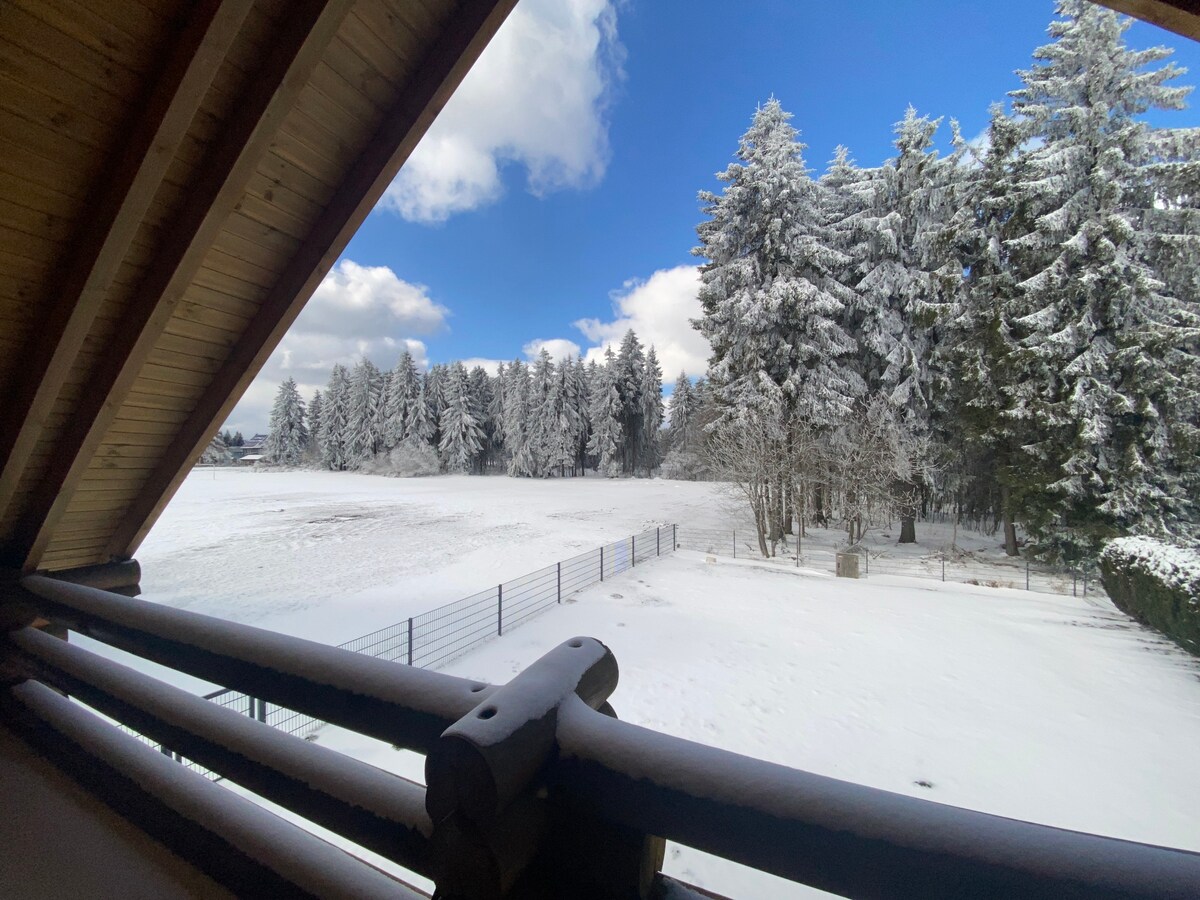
[121, 470, 1200, 897]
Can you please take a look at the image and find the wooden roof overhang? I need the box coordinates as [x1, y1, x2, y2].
[1095, 1, 1200, 43]
[0, 0, 516, 578]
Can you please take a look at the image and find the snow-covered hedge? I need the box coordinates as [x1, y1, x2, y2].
[1101, 537, 1200, 656]
[359, 441, 440, 478]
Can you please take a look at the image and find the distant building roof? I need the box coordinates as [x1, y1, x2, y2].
[239, 455, 265, 463]
[242, 434, 268, 450]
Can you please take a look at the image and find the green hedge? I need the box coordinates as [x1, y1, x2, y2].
[1100, 537, 1200, 657]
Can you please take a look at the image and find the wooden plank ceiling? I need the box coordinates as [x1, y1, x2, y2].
[0, 0, 515, 574]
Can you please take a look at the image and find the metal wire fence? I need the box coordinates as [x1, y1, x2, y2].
[148, 525, 677, 777]
[673, 525, 1102, 600]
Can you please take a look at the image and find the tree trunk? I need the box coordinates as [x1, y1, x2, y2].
[1004, 518, 1018, 557]
[898, 514, 916, 544]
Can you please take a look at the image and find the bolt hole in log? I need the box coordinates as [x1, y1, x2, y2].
[477, 707, 497, 720]
[470, 684, 486, 693]
[568, 639, 583, 648]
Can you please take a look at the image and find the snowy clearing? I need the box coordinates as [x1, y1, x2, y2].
[122, 470, 1200, 897]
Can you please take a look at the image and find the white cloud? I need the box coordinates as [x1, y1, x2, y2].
[458, 357, 506, 376]
[571, 265, 710, 379]
[223, 261, 442, 434]
[381, 0, 623, 222]
[522, 337, 582, 361]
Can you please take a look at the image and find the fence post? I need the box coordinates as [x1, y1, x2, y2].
[733, 530, 736, 559]
[1073, 570, 1077, 597]
[941, 552, 945, 582]
[557, 562, 562, 603]
[497, 584, 503, 635]
[1026, 555, 1030, 591]
[1083, 567, 1088, 597]
[657, 527, 661, 556]
[600, 545, 604, 582]
[631, 535, 636, 567]
[257, 699, 267, 724]
[407, 617, 414, 666]
[248, 695, 255, 718]
[673, 523, 677, 550]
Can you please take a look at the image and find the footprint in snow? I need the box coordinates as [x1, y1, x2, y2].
[610, 593, 623, 599]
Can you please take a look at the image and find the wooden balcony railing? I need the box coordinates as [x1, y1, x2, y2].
[4, 573, 1200, 899]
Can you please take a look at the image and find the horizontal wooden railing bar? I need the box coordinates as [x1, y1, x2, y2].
[19, 573, 491, 753]
[550, 695, 1200, 899]
[4, 625, 434, 875]
[12, 565, 1200, 898]
[1, 680, 425, 899]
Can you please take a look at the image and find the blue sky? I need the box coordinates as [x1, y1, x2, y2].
[227, 0, 1200, 433]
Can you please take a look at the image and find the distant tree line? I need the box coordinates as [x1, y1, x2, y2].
[262, 329, 666, 478]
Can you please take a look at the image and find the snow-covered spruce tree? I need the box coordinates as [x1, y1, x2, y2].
[503, 359, 536, 477]
[264, 377, 308, 465]
[526, 349, 559, 477]
[306, 389, 325, 465]
[939, 104, 1036, 555]
[320, 365, 351, 471]
[668, 372, 696, 452]
[345, 359, 382, 467]
[438, 362, 484, 474]
[201, 432, 230, 466]
[404, 381, 434, 446]
[489, 363, 508, 467]
[468, 365, 496, 473]
[382, 350, 419, 451]
[613, 330, 645, 474]
[586, 348, 624, 477]
[567, 357, 592, 475]
[639, 346, 664, 473]
[694, 99, 863, 547]
[424, 364, 448, 451]
[848, 106, 963, 542]
[1005, 0, 1200, 558]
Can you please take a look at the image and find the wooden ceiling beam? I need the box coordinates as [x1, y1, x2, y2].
[1093, 1, 1200, 43]
[10, 0, 356, 572]
[0, 0, 247, 525]
[105, 0, 521, 562]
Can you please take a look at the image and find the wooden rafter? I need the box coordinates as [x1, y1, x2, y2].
[9, 0, 357, 572]
[1094, 1, 1200, 43]
[0, 0, 247, 523]
[105, 0, 521, 561]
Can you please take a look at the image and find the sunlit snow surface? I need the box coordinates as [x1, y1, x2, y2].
[134, 470, 1200, 898]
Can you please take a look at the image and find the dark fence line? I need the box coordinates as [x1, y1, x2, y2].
[674, 525, 1101, 600]
[132, 526, 679, 773]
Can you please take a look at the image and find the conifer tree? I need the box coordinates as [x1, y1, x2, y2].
[264, 377, 308, 465]
[307, 389, 325, 463]
[346, 359, 382, 466]
[587, 349, 624, 477]
[438, 362, 484, 474]
[321, 365, 351, 471]
[639, 346, 664, 473]
[503, 360, 535, 476]
[1006, 0, 1199, 556]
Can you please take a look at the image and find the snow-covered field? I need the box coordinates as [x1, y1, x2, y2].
[127, 470, 1200, 897]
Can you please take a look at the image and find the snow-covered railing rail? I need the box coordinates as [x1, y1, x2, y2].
[6, 573, 1200, 899]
